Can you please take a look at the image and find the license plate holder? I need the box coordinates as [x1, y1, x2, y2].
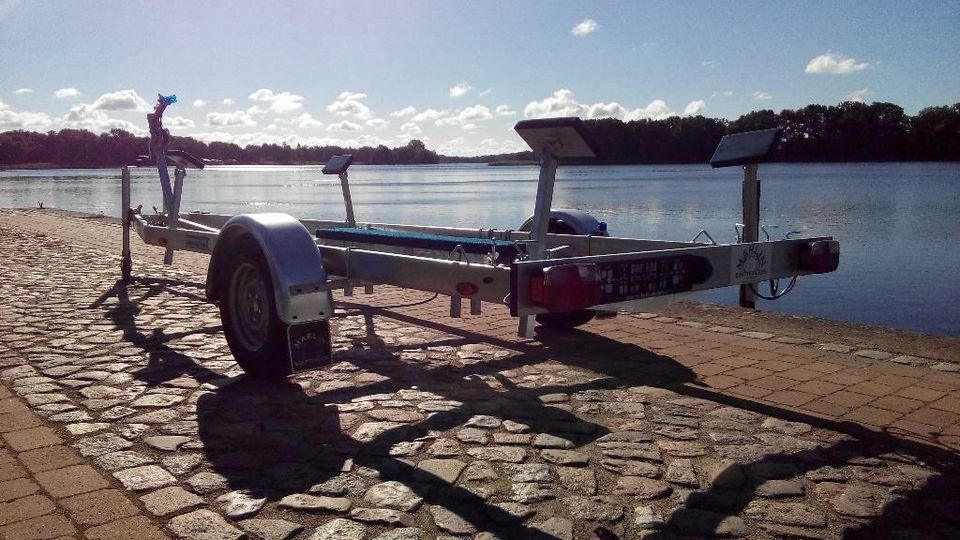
[287, 320, 332, 373]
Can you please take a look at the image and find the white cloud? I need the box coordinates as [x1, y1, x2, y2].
[292, 113, 323, 128]
[683, 100, 707, 116]
[524, 89, 586, 118]
[846, 88, 870, 103]
[438, 136, 527, 157]
[248, 88, 305, 114]
[222, 98, 235, 106]
[752, 90, 773, 100]
[625, 100, 675, 121]
[805, 52, 870, 75]
[710, 90, 734, 99]
[245, 105, 269, 116]
[400, 122, 422, 136]
[586, 102, 627, 119]
[91, 89, 151, 112]
[412, 108, 448, 122]
[206, 110, 257, 127]
[61, 104, 142, 134]
[55, 88, 81, 99]
[479, 89, 492, 97]
[327, 120, 362, 132]
[366, 118, 389, 130]
[193, 99, 206, 108]
[435, 116, 460, 127]
[14, 88, 32, 95]
[449, 82, 472, 97]
[390, 106, 417, 118]
[164, 116, 195, 129]
[462, 123, 478, 131]
[701, 60, 716, 68]
[495, 105, 516, 116]
[572, 18, 599, 36]
[0, 106, 52, 131]
[326, 91, 372, 119]
[458, 105, 492, 123]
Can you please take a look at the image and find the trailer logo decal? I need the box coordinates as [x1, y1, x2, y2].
[732, 244, 771, 284]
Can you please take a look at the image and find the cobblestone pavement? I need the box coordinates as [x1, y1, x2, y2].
[0, 209, 959, 540]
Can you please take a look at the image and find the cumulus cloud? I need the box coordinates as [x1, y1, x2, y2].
[524, 89, 586, 118]
[327, 120, 362, 132]
[61, 104, 142, 134]
[495, 105, 516, 116]
[222, 98, 235, 106]
[326, 91, 372, 119]
[586, 102, 627, 119]
[248, 88, 305, 113]
[390, 106, 417, 118]
[449, 82, 472, 97]
[412, 108, 448, 122]
[91, 89, 151, 112]
[366, 118, 389, 130]
[164, 116, 195, 129]
[624, 100, 675, 121]
[207, 110, 257, 127]
[846, 88, 870, 102]
[710, 90, 734, 99]
[752, 90, 773, 100]
[0, 104, 52, 131]
[805, 52, 870, 75]
[572, 18, 599, 36]
[14, 88, 32, 95]
[400, 122, 422, 136]
[438, 136, 527, 157]
[55, 88, 81, 99]
[458, 105, 492, 123]
[193, 99, 206, 107]
[683, 100, 707, 116]
[292, 113, 323, 128]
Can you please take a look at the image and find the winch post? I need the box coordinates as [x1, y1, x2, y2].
[163, 167, 185, 265]
[518, 145, 559, 337]
[121, 166, 132, 282]
[339, 170, 356, 228]
[739, 163, 760, 308]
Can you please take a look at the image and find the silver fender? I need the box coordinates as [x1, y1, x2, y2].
[206, 213, 333, 324]
[519, 209, 609, 236]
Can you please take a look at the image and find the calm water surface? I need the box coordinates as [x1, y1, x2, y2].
[2, 162, 958, 337]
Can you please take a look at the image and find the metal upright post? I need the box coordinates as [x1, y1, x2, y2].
[164, 167, 185, 265]
[739, 163, 760, 308]
[518, 144, 559, 338]
[339, 171, 356, 228]
[121, 167, 132, 282]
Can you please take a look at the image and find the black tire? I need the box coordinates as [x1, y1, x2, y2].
[521, 218, 597, 331]
[219, 236, 292, 379]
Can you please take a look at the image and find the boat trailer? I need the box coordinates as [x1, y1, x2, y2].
[120, 116, 840, 379]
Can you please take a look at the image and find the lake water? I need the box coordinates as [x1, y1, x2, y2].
[2, 162, 958, 337]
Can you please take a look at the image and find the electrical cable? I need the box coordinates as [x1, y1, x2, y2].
[335, 292, 440, 312]
[749, 276, 798, 301]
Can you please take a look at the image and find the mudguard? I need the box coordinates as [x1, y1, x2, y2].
[519, 209, 609, 237]
[206, 213, 333, 324]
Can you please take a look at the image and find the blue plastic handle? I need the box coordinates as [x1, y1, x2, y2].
[159, 94, 177, 106]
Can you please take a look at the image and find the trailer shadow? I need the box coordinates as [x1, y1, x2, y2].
[91, 277, 224, 386]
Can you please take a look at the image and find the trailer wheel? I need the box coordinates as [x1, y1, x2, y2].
[520, 216, 597, 331]
[219, 236, 291, 379]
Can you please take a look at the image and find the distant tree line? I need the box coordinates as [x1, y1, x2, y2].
[0, 130, 439, 168]
[1, 101, 957, 168]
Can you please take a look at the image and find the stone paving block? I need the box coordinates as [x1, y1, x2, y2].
[85, 515, 171, 540]
[0, 513, 76, 540]
[168, 509, 243, 540]
[60, 488, 140, 526]
[0, 494, 55, 526]
[0, 411, 42, 433]
[0, 460, 27, 482]
[140, 486, 205, 516]
[0, 477, 39, 502]
[34, 464, 110, 498]
[17, 445, 85, 473]
[2, 426, 61, 452]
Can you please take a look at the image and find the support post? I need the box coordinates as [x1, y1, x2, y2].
[121, 167, 132, 282]
[164, 167, 185, 265]
[517, 144, 560, 338]
[339, 171, 356, 227]
[739, 164, 760, 308]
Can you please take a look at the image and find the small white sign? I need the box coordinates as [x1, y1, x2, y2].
[731, 243, 773, 284]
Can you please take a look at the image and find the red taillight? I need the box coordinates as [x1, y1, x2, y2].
[531, 263, 602, 312]
[455, 281, 479, 296]
[158, 237, 168, 247]
[800, 240, 840, 274]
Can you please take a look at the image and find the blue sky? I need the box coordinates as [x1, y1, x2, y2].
[1, 1, 957, 156]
